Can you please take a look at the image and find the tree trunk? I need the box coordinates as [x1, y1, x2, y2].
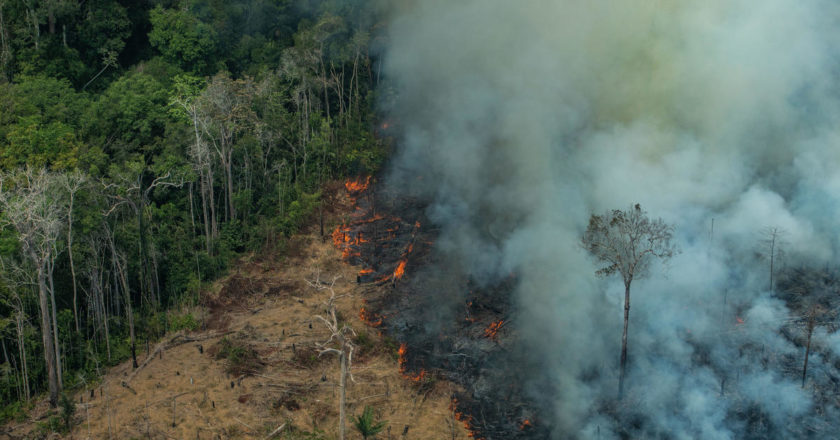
[37, 265, 59, 407]
[225, 150, 235, 222]
[339, 349, 347, 440]
[200, 172, 212, 253]
[769, 232, 775, 292]
[137, 200, 152, 308]
[68, 191, 79, 333]
[207, 166, 218, 240]
[109, 235, 137, 369]
[618, 282, 631, 400]
[47, 259, 63, 389]
[802, 318, 814, 388]
[0, 1, 11, 81]
[15, 310, 30, 399]
[48, 3, 55, 34]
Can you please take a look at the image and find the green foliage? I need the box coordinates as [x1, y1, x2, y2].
[353, 405, 387, 439]
[59, 393, 76, 432]
[214, 336, 262, 375]
[149, 6, 218, 74]
[281, 426, 328, 440]
[37, 414, 66, 436]
[35, 394, 76, 436]
[0, 0, 386, 416]
[280, 191, 320, 236]
[86, 71, 170, 158]
[0, 400, 28, 425]
[168, 311, 199, 332]
[382, 336, 401, 362]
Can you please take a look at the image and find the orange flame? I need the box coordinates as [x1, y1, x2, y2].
[736, 316, 744, 325]
[359, 306, 383, 327]
[519, 419, 531, 430]
[359, 268, 374, 276]
[397, 343, 427, 382]
[393, 260, 407, 280]
[345, 176, 371, 193]
[484, 320, 505, 340]
[450, 398, 483, 439]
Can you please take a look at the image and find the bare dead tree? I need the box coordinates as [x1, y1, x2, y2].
[307, 272, 355, 440]
[103, 163, 183, 311]
[758, 227, 786, 292]
[581, 204, 676, 400]
[780, 268, 840, 388]
[58, 170, 87, 333]
[174, 88, 219, 253]
[0, 167, 67, 407]
[196, 74, 256, 224]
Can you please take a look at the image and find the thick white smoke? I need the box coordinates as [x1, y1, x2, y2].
[381, 1, 840, 438]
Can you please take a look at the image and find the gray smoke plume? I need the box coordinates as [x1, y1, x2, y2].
[380, 1, 840, 438]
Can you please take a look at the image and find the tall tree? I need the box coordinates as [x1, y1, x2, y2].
[196, 73, 255, 224]
[0, 167, 66, 407]
[58, 170, 85, 333]
[581, 204, 676, 400]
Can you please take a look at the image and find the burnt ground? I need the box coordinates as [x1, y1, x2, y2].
[337, 177, 840, 440]
[334, 177, 549, 439]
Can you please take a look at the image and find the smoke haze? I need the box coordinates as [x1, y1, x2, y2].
[380, 1, 840, 438]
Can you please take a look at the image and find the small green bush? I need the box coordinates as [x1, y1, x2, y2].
[214, 336, 262, 375]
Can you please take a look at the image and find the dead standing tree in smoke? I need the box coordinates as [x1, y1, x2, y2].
[758, 227, 786, 292]
[780, 269, 839, 388]
[582, 204, 676, 400]
[307, 273, 355, 440]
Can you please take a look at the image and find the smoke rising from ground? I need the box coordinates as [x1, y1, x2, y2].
[381, 1, 840, 438]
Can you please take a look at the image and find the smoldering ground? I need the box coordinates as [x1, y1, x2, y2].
[378, 0, 840, 438]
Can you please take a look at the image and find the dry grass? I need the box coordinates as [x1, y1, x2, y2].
[4, 190, 472, 440]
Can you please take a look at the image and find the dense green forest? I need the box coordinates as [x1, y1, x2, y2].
[0, 0, 385, 417]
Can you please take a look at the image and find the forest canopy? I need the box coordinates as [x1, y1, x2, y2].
[0, 0, 385, 413]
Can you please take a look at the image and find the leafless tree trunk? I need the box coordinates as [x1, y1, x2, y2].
[107, 231, 136, 369]
[619, 282, 631, 400]
[0, 168, 67, 407]
[307, 273, 354, 440]
[16, 309, 30, 400]
[802, 312, 815, 388]
[47, 257, 62, 388]
[61, 171, 86, 333]
[37, 263, 60, 406]
[759, 227, 785, 292]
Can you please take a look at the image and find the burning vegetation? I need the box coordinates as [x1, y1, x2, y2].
[332, 176, 548, 439]
[358, 303, 384, 328]
[483, 320, 505, 340]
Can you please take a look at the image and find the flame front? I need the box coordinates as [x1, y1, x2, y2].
[345, 176, 371, 193]
[397, 343, 427, 382]
[393, 260, 407, 280]
[519, 419, 531, 430]
[484, 320, 505, 340]
[359, 305, 384, 327]
[450, 398, 483, 439]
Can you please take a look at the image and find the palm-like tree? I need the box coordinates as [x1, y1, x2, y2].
[353, 406, 387, 439]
